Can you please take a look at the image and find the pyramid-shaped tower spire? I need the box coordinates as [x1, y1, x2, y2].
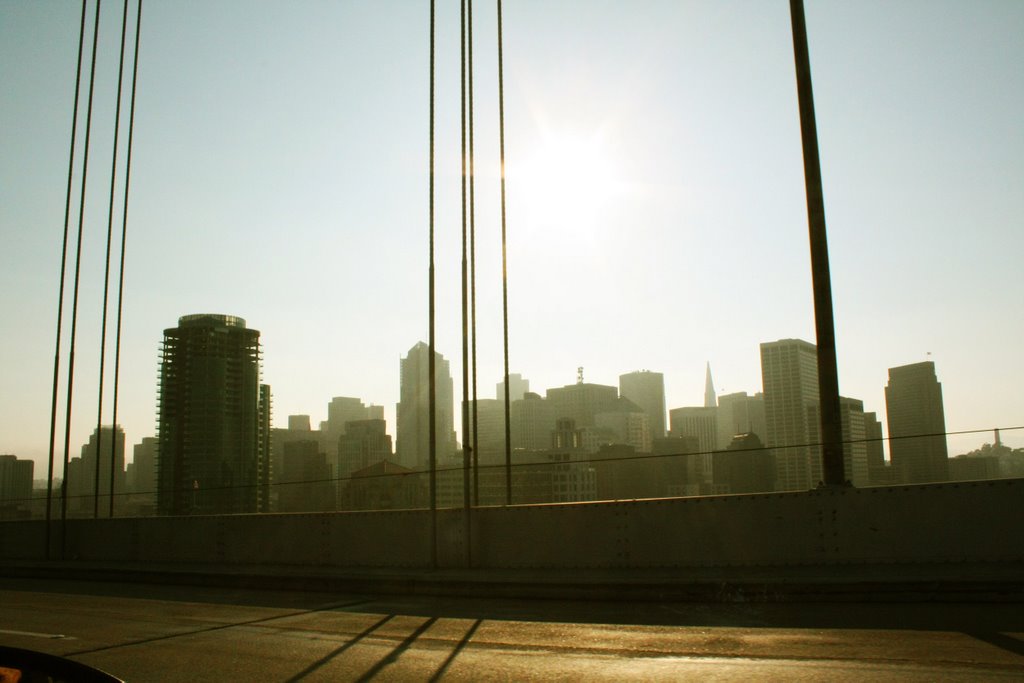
[704, 362, 717, 408]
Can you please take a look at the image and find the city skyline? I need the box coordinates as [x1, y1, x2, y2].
[2, 2, 1022, 473]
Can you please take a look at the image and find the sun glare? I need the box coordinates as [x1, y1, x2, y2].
[512, 130, 621, 232]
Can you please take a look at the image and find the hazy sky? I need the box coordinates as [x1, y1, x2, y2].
[2, 0, 1022, 474]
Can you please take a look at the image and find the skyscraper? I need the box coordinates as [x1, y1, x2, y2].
[668, 406, 717, 489]
[156, 314, 271, 515]
[619, 370, 666, 439]
[885, 361, 949, 484]
[396, 342, 455, 470]
[67, 426, 126, 515]
[716, 392, 766, 449]
[760, 338, 821, 491]
[704, 362, 717, 408]
[0, 454, 33, 519]
[496, 373, 530, 403]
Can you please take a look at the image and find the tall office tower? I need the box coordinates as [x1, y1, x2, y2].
[863, 411, 889, 484]
[668, 406, 718, 488]
[546, 382, 620, 430]
[337, 418, 393, 479]
[156, 314, 270, 515]
[885, 361, 949, 484]
[807, 398, 869, 486]
[595, 409, 652, 452]
[396, 342, 456, 470]
[714, 432, 775, 494]
[760, 338, 821, 491]
[469, 398, 505, 459]
[619, 370, 667, 439]
[128, 436, 157, 494]
[289, 415, 311, 431]
[669, 408, 718, 454]
[704, 363, 717, 408]
[0, 454, 33, 518]
[716, 392, 766, 449]
[258, 383, 272, 513]
[496, 373, 530, 402]
[68, 426, 126, 514]
[279, 440, 333, 512]
[510, 393, 555, 452]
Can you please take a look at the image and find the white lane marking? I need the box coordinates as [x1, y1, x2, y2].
[0, 628, 68, 639]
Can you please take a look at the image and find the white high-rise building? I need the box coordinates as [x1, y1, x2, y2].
[760, 339, 821, 491]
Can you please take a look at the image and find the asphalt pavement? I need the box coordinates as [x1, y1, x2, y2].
[1, 577, 1023, 681]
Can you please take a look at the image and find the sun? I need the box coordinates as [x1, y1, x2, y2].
[511, 128, 621, 233]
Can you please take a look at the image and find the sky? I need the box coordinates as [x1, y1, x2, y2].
[1, 0, 1022, 476]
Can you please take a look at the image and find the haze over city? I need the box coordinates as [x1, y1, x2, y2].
[2, 0, 1022, 474]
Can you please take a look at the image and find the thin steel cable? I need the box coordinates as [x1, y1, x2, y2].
[94, 0, 131, 519]
[496, 0, 512, 504]
[109, 0, 142, 518]
[468, 0, 479, 506]
[460, 0, 471, 565]
[61, 0, 103, 556]
[460, 0, 472, 566]
[428, 0, 438, 569]
[45, 0, 89, 559]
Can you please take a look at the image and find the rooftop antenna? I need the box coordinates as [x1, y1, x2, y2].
[577, 366, 584, 384]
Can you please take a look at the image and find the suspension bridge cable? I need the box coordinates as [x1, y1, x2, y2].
[61, 0, 104, 556]
[460, 0, 472, 566]
[94, 0, 132, 519]
[496, 0, 512, 505]
[109, 0, 142, 518]
[428, 0, 438, 569]
[45, 0, 89, 559]
[468, 0, 479, 507]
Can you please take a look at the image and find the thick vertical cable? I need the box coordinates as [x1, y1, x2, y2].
[110, 0, 143, 517]
[94, 0, 131, 519]
[467, 0, 479, 506]
[460, 0, 472, 567]
[790, 0, 845, 487]
[45, 0, 89, 559]
[496, 0, 512, 505]
[428, 0, 438, 568]
[61, 0, 103, 555]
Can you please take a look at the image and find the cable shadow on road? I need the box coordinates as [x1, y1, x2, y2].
[61, 598, 373, 658]
[966, 631, 1024, 658]
[428, 618, 482, 682]
[354, 616, 438, 682]
[282, 614, 394, 683]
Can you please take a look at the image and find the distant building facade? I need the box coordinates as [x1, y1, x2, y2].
[618, 370, 666, 440]
[278, 440, 334, 512]
[668, 406, 717, 490]
[716, 392, 766, 449]
[396, 342, 456, 470]
[760, 338, 821, 491]
[496, 373, 530, 403]
[713, 432, 774, 494]
[156, 314, 271, 515]
[0, 454, 33, 519]
[885, 361, 949, 483]
[67, 426, 125, 516]
[337, 418, 393, 479]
